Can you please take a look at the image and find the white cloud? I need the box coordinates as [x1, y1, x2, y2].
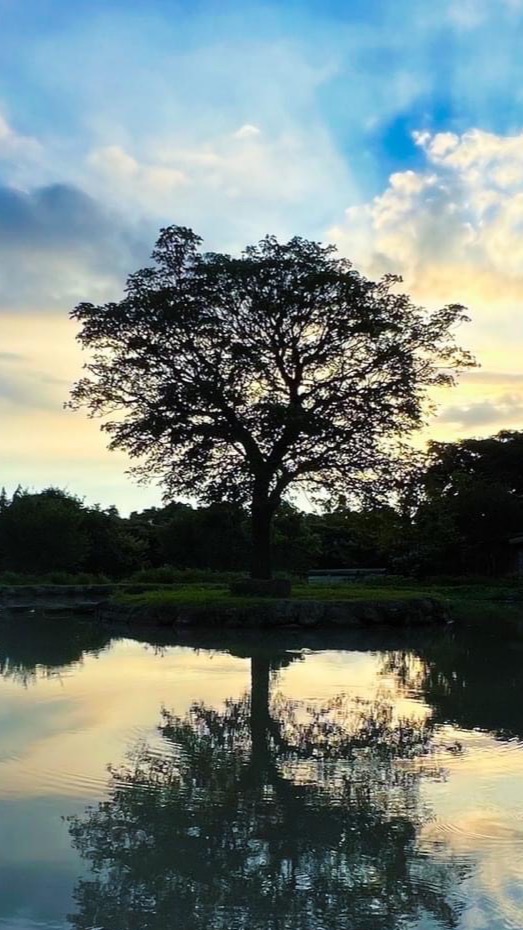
[0, 110, 45, 192]
[330, 126, 523, 438]
[0, 111, 40, 161]
[330, 127, 523, 313]
[234, 124, 262, 139]
[88, 145, 188, 201]
[447, 0, 523, 28]
[86, 123, 353, 249]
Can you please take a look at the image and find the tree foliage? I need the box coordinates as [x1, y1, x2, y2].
[0, 487, 144, 578]
[0, 487, 89, 574]
[403, 430, 523, 576]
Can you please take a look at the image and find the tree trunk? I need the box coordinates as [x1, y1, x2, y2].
[251, 494, 273, 580]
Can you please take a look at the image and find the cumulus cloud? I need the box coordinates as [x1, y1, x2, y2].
[331, 128, 523, 299]
[88, 145, 188, 199]
[329, 126, 523, 437]
[0, 182, 147, 311]
[329, 125, 523, 393]
[233, 124, 262, 139]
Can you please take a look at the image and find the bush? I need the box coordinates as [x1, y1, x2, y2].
[128, 565, 247, 585]
[0, 570, 111, 586]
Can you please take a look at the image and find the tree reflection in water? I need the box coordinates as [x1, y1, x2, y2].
[0, 616, 111, 685]
[68, 651, 467, 930]
[383, 634, 523, 741]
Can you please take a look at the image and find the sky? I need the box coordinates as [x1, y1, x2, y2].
[1, 0, 523, 513]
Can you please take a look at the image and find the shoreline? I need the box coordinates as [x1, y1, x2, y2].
[1, 581, 522, 631]
[0, 583, 450, 628]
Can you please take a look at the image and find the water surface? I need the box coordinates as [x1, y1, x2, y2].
[0, 616, 522, 929]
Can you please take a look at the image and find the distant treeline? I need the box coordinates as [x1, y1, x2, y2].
[1, 430, 523, 582]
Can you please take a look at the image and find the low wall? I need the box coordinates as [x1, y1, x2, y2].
[0, 585, 451, 628]
[0, 584, 115, 604]
[101, 597, 451, 629]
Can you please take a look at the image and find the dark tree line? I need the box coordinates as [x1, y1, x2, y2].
[1, 427, 522, 581]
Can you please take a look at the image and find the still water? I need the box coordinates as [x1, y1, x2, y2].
[0, 616, 522, 929]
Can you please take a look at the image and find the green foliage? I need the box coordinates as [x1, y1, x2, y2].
[0, 488, 89, 574]
[0, 488, 143, 580]
[128, 566, 246, 585]
[402, 430, 523, 577]
[81, 505, 146, 577]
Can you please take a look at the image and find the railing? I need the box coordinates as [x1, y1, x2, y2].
[308, 569, 387, 585]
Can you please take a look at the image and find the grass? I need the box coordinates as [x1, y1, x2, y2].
[114, 582, 425, 609]
[113, 580, 523, 623]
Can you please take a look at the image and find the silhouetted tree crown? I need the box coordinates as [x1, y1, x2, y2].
[70, 227, 474, 578]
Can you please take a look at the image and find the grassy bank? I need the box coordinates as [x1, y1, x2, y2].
[113, 580, 523, 626]
[2, 574, 521, 630]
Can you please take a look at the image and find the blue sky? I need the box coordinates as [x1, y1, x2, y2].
[1, 0, 523, 511]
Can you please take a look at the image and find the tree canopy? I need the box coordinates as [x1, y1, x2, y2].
[404, 430, 523, 576]
[70, 227, 473, 577]
[0, 487, 144, 578]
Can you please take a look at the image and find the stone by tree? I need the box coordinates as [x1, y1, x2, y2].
[70, 227, 474, 579]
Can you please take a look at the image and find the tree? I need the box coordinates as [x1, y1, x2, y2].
[82, 505, 147, 578]
[403, 431, 523, 576]
[424, 431, 523, 498]
[0, 487, 89, 574]
[272, 503, 321, 574]
[309, 503, 405, 570]
[157, 502, 249, 571]
[70, 227, 473, 579]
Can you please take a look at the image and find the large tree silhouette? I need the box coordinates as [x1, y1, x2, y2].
[68, 649, 467, 929]
[70, 227, 473, 578]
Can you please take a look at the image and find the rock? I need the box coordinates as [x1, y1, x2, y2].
[229, 579, 292, 598]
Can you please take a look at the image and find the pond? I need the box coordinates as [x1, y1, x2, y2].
[0, 616, 522, 929]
